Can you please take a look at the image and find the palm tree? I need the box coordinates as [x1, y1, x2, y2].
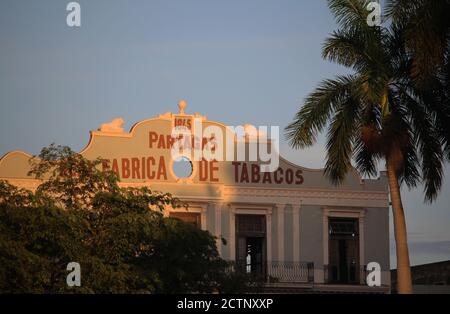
[285, 0, 449, 293]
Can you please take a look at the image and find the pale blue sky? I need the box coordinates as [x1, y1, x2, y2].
[1, 0, 449, 268]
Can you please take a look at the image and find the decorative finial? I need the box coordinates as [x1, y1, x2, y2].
[98, 118, 125, 133]
[178, 99, 187, 114]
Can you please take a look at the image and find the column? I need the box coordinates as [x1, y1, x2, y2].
[229, 205, 236, 261]
[267, 209, 272, 262]
[293, 203, 301, 262]
[214, 202, 222, 255]
[276, 204, 285, 261]
[323, 208, 329, 266]
[359, 210, 366, 284]
[200, 205, 207, 231]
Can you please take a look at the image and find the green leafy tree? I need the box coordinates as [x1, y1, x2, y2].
[285, 0, 449, 293]
[1, 145, 260, 293]
[28, 144, 120, 210]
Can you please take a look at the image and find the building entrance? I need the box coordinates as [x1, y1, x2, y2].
[235, 214, 266, 277]
[328, 218, 359, 284]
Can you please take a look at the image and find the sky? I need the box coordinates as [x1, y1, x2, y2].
[0, 0, 449, 269]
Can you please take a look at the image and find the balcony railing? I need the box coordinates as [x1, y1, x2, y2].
[323, 264, 367, 285]
[267, 261, 314, 283]
[227, 261, 314, 284]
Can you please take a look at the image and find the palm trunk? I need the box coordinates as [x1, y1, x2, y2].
[386, 158, 413, 294]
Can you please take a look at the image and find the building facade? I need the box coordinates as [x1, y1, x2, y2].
[0, 101, 390, 292]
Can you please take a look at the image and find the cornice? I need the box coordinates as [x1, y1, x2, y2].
[223, 186, 388, 201]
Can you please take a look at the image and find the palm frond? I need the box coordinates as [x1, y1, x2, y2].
[323, 28, 376, 70]
[285, 75, 358, 149]
[385, 0, 421, 23]
[353, 135, 380, 178]
[328, 0, 375, 31]
[399, 88, 445, 201]
[388, 0, 450, 84]
[324, 95, 361, 184]
[398, 137, 421, 190]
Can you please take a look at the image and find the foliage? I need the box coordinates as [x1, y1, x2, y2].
[0, 145, 259, 293]
[285, 0, 450, 201]
[386, 0, 450, 165]
[386, 0, 450, 85]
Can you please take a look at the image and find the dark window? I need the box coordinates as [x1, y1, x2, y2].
[170, 212, 201, 228]
[329, 218, 358, 236]
[236, 214, 266, 235]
